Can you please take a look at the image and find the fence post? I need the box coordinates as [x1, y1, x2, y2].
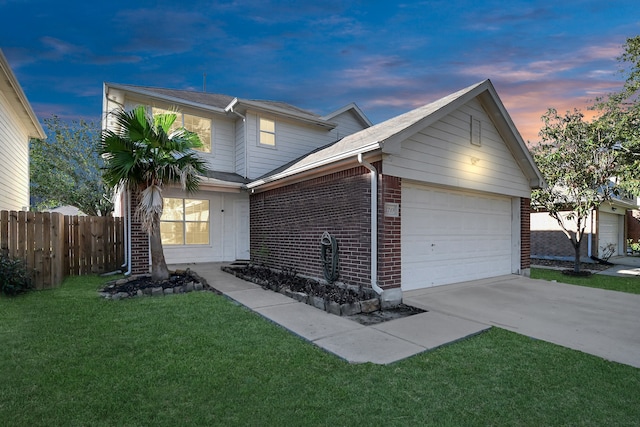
[51, 213, 65, 286]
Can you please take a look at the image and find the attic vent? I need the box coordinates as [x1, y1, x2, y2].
[471, 117, 481, 146]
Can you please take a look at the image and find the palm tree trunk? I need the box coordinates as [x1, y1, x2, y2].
[149, 214, 170, 281]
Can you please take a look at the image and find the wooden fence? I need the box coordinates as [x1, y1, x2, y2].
[0, 211, 124, 289]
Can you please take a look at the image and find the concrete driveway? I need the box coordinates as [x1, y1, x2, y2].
[404, 275, 640, 368]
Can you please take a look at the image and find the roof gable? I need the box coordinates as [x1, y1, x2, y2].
[0, 49, 45, 139]
[106, 83, 346, 129]
[248, 80, 544, 190]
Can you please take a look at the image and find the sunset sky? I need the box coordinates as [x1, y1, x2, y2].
[1, 0, 638, 143]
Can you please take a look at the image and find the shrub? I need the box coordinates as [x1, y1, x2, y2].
[0, 255, 33, 296]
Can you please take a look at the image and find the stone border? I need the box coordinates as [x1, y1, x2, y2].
[99, 269, 211, 300]
[221, 265, 383, 316]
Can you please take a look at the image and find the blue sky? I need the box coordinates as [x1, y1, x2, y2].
[1, 0, 638, 142]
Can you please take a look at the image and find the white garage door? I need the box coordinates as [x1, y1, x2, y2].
[598, 212, 621, 256]
[402, 183, 513, 291]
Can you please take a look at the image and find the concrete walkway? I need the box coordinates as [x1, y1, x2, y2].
[600, 256, 640, 277]
[171, 263, 488, 365]
[404, 274, 640, 368]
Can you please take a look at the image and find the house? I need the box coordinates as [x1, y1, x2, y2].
[247, 80, 543, 304]
[102, 83, 372, 273]
[0, 49, 45, 211]
[531, 197, 637, 261]
[104, 80, 544, 304]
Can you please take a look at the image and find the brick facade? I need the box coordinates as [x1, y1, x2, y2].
[130, 190, 150, 275]
[250, 165, 391, 289]
[520, 198, 531, 269]
[627, 210, 640, 243]
[378, 174, 402, 289]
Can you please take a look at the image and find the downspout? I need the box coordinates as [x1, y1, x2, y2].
[125, 189, 132, 276]
[357, 153, 383, 295]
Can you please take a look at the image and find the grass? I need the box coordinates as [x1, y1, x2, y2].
[531, 267, 640, 294]
[1, 275, 639, 426]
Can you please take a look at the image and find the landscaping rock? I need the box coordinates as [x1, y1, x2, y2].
[360, 298, 380, 313]
[312, 296, 325, 310]
[136, 290, 143, 297]
[194, 283, 203, 291]
[341, 302, 361, 316]
[185, 282, 194, 292]
[151, 287, 163, 297]
[164, 287, 174, 295]
[327, 301, 341, 315]
[292, 292, 308, 303]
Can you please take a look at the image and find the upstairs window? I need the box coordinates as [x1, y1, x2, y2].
[160, 198, 210, 245]
[259, 117, 276, 147]
[152, 107, 212, 153]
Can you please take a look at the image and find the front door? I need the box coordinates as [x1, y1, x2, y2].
[235, 200, 250, 260]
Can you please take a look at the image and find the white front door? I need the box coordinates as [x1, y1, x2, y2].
[235, 200, 250, 260]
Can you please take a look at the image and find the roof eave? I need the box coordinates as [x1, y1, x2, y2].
[105, 83, 228, 114]
[234, 99, 337, 129]
[0, 50, 45, 139]
[247, 142, 382, 190]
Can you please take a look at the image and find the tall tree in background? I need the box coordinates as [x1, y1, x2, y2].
[30, 116, 113, 216]
[531, 109, 618, 274]
[100, 106, 208, 282]
[593, 36, 640, 193]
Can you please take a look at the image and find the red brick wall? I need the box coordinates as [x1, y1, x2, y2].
[627, 210, 640, 243]
[130, 190, 150, 275]
[250, 166, 374, 288]
[378, 174, 401, 289]
[520, 198, 531, 269]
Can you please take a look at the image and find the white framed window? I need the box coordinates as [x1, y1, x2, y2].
[152, 107, 212, 153]
[259, 116, 276, 147]
[160, 198, 210, 245]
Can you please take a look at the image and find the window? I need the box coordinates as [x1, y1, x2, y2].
[259, 117, 276, 147]
[152, 107, 212, 153]
[160, 198, 210, 245]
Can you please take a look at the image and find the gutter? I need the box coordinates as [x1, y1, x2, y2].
[357, 153, 383, 295]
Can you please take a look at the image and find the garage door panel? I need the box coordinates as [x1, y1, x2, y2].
[402, 183, 513, 291]
[599, 212, 621, 256]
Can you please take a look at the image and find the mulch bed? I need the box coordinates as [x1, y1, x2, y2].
[99, 269, 216, 299]
[221, 264, 425, 325]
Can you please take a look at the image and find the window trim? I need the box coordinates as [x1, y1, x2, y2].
[160, 197, 210, 246]
[258, 115, 277, 148]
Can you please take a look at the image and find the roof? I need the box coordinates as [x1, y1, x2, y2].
[248, 80, 545, 189]
[0, 49, 45, 139]
[105, 83, 369, 130]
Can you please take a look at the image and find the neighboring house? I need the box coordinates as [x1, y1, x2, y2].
[104, 79, 543, 304]
[103, 83, 371, 270]
[531, 198, 638, 261]
[0, 49, 45, 211]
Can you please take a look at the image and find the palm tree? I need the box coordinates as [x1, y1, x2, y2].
[100, 106, 208, 281]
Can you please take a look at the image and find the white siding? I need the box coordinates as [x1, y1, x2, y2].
[161, 188, 249, 263]
[234, 118, 246, 177]
[122, 95, 237, 173]
[0, 91, 30, 210]
[330, 109, 368, 139]
[384, 98, 531, 198]
[245, 111, 362, 180]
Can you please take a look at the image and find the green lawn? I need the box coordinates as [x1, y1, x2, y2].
[2, 275, 639, 426]
[531, 267, 640, 294]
